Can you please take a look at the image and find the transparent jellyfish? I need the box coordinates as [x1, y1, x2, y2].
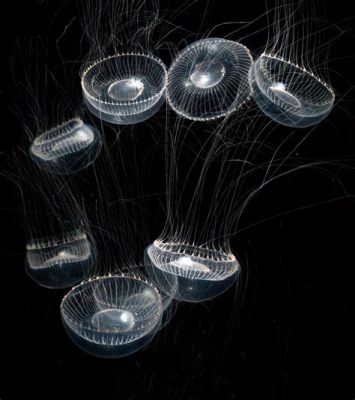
[26, 230, 95, 289]
[145, 240, 240, 303]
[29, 118, 102, 174]
[60, 274, 163, 358]
[81, 53, 167, 125]
[250, 54, 335, 128]
[166, 38, 253, 121]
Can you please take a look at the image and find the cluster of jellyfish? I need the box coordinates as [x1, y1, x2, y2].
[20, 4, 335, 359]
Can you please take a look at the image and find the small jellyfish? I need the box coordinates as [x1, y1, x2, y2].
[26, 231, 95, 289]
[145, 240, 240, 303]
[60, 275, 163, 358]
[166, 38, 253, 121]
[81, 53, 167, 125]
[250, 54, 335, 128]
[29, 118, 102, 174]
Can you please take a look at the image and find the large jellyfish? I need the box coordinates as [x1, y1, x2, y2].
[145, 241, 240, 303]
[29, 118, 102, 174]
[166, 38, 253, 120]
[250, 54, 335, 128]
[81, 54, 167, 125]
[60, 274, 163, 358]
[26, 230, 95, 289]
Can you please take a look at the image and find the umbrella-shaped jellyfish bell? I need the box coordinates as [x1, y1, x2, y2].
[29, 118, 102, 174]
[81, 53, 167, 125]
[145, 241, 240, 303]
[26, 231, 95, 289]
[250, 54, 335, 128]
[166, 38, 253, 120]
[60, 275, 163, 358]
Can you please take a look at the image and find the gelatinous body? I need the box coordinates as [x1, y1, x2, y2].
[82, 54, 167, 125]
[166, 38, 253, 120]
[30, 118, 102, 174]
[145, 241, 240, 302]
[250, 54, 335, 128]
[26, 231, 95, 289]
[61, 275, 163, 358]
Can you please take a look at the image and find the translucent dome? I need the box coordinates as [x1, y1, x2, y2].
[81, 53, 167, 125]
[60, 274, 163, 358]
[250, 54, 335, 128]
[166, 38, 253, 120]
[30, 118, 102, 174]
[145, 240, 240, 302]
[26, 231, 95, 289]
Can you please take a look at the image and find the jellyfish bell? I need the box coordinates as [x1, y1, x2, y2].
[145, 240, 240, 303]
[60, 274, 163, 358]
[29, 118, 102, 175]
[25, 231, 95, 289]
[166, 38, 253, 121]
[250, 53, 335, 128]
[81, 53, 167, 125]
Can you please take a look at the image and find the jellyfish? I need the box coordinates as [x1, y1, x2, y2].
[145, 240, 240, 303]
[81, 53, 167, 125]
[60, 274, 163, 358]
[29, 118, 102, 174]
[250, 54, 335, 128]
[165, 38, 253, 121]
[26, 230, 95, 289]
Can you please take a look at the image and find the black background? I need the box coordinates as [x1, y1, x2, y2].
[0, 1, 355, 399]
